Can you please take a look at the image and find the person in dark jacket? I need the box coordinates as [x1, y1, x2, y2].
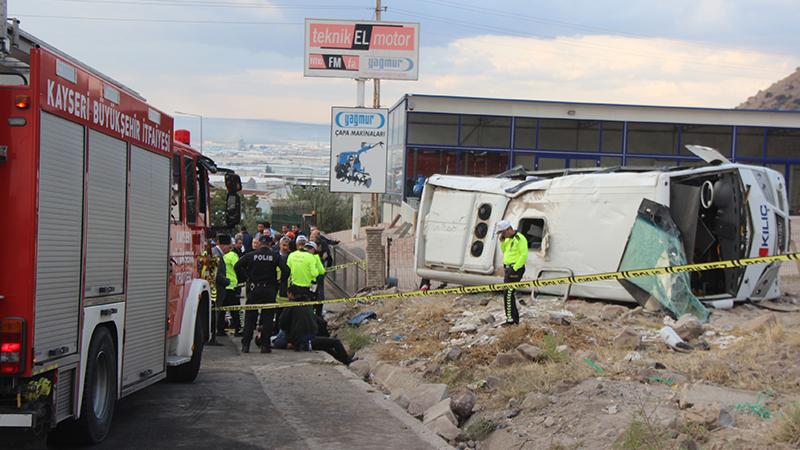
[240, 226, 253, 253]
[278, 299, 317, 351]
[213, 234, 234, 338]
[234, 235, 290, 353]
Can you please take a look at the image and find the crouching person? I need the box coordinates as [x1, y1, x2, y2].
[280, 286, 318, 351]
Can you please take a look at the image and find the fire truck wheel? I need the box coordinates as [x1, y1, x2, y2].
[76, 327, 117, 444]
[167, 312, 204, 383]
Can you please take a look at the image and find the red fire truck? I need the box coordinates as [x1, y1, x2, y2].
[0, 23, 238, 443]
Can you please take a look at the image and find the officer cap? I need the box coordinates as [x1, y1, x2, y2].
[494, 220, 512, 234]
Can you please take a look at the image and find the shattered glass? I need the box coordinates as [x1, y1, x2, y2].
[619, 199, 710, 322]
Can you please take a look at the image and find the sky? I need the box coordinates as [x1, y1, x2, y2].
[10, 0, 800, 124]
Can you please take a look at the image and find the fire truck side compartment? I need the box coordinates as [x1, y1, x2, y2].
[34, 111, 84, 363]
[122, 147, 169, 388]
[84, 130, 127, 300]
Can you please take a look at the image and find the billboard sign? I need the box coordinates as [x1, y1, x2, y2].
[330, 107, 388, 193]
[305, 19, 419, 80]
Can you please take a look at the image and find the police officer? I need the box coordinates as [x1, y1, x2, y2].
[234, 235, 290, 353]
[495, 220, 528, 325]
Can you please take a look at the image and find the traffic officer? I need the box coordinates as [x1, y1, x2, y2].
[222, 238, 242, 336]
[286, 238, 321, 302]
[306, 241, 327, 316]
[234, 235, 290, 353]
[495, 220, 528, 325]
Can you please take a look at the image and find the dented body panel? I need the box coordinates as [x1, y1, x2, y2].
[415, 161, 789, 304]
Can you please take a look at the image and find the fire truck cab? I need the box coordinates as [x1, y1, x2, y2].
[0, 24, 228, 443]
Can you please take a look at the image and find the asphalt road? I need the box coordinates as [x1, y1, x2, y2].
[47, 336, 446, 450]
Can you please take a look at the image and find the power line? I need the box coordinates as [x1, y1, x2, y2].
[42, 0, 368, 8]
[14, 13, 303, 25]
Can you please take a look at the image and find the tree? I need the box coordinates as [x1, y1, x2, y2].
[285, 185, 353, 232]
[210, 188, 266, 233]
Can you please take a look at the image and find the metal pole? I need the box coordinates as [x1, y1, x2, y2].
[370, 0, 383, 226]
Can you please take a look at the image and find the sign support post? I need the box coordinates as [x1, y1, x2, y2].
[352, 79, 367, 239]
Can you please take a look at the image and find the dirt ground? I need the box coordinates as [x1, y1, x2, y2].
[328, 271, 800, 450]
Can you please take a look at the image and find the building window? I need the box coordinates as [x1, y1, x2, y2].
[602, 121, 623, 152]
[625, 157, 678, 167]
[170, 155, 182, 222]
[627, 122, 679, 155]
[766, 128, 800, 159]
[735, 127, 764, 158]
[679, 125, 733, 156]
[514, 118, 536, 149]
[184, 157, 197, 225]
[537, 157, 566, 171]
[407, 113, 458, 145]
[460, 116, 511, 148]
[539, 119, 599, 152]
[518, 218, 545, 250]
[462, 150, 509, 176]
[513, 152, 535, 170]
[600, 156, 622, 167]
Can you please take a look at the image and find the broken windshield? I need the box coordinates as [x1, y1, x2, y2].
[618, 199, 710, 322]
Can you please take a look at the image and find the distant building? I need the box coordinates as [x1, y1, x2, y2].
[382, 94, 800, 218]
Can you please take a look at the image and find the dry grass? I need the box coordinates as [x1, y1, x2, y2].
[481, 359, 594, 404]
[375, 299, 451, 362]
[772, 402, 800, 446]
[660, 325, 800, 393]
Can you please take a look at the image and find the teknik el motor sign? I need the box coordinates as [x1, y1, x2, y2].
[304, 19, 419, 80]
[329, 107, 389, 194]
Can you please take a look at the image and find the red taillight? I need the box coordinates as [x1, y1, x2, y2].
[0, 318, 25, 375]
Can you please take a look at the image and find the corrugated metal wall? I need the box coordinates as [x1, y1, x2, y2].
[85, 130, 127, 298]
[34, 112, 84, 362]
[122, 146, 170, 388]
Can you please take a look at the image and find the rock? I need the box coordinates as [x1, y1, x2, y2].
[494, 351, 524, 367]
[678, 382, 760, 410]
[425, 415, 462, 441]
[516, 344, 544, 362]
[478, 312, 495, 324]
[383, 367, 422, 394]
[484, 376, 503, 390]
[521, 392, 548, 411]
[485, 428, 527, 450]
[543, 416, 555, 427]
[394, 391, 411, 410]
[450, 390, 477, 421]
[450, 322, 479, 334]
[407, 383, 449, 418]
[717, 407, 736, 428]
[423, 398, 458, 426]
[555, 345, 570, 355]
[674, 314, 704, 341]
[613, 327, 641, 350]
[443, 347, 462, 362]
[349, 360, 371, 379]
[682, 402, 722, 427]
[600, 304, 629, 321]
[372, 362, 397, 386]
[738, 313, 779, 333]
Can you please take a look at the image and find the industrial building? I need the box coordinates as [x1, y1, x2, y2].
[382, 94, 800, 219]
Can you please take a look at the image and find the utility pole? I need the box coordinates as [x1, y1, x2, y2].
[370, 0, 383, 227]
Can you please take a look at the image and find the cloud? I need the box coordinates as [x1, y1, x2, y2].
[106, 33, 799, 124]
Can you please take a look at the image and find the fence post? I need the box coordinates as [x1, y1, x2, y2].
[366, 227, 386, 288]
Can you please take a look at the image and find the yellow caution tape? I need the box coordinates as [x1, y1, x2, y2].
[214, 252, 797, 312]
[327, 259, 367, 272]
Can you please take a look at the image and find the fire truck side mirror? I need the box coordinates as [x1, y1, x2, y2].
[225, 193, 241, 227]
[225, 173, 242, 193]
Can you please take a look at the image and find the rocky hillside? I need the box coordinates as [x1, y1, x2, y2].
[738, 67, 800, 110]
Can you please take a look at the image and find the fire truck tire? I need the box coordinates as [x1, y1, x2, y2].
[75, 327, 117, 444]
[167, 312, 204, 383]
